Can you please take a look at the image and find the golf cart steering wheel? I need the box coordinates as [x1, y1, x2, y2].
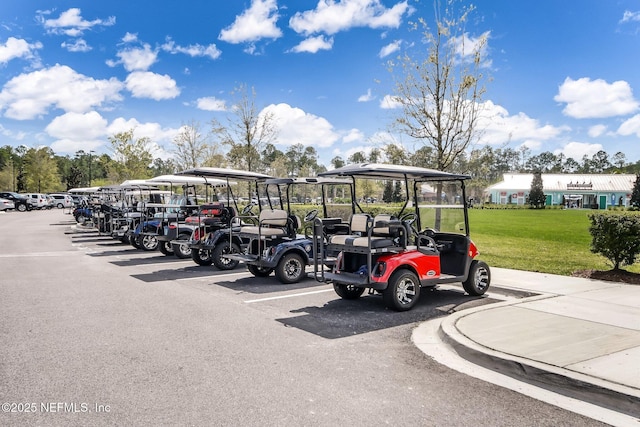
[400, 212, 420, 236]
[304, 208, 319, 222]
[241, 202, 255, 215]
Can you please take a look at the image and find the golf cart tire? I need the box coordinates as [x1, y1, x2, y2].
[159, 240, 174, 256]
[131, 235, 143, 250]
[247, 264, 273, 277]
[462, 260, 491, 296]
[141, 235, 158, 251]
[172, 233, 192, 259]
[212, 241, 240, 270]
[275, 252, 306, 284]
[334, 284, 365, 300]
[383, 269, 421, 311]
[192, 249, 214, 266]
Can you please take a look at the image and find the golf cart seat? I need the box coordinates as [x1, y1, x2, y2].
[239, 209, 291, 237]
[328, 214, 397, 249]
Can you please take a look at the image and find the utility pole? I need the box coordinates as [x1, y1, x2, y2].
[89, 150, 95, 186]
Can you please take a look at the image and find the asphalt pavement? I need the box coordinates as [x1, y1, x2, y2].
[414, 267, 640, 420]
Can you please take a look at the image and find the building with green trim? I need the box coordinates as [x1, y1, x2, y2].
[485, 173, 636, 209]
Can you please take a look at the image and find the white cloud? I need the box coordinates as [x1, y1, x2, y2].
[219, 0, 282, 44]
[0, 64, 124, 120]
[46, 111, 108, 153]
[379, 94, 401, 109]
[621, 10, 640, 23]
[262, 103, 340, 148]
[162, 38, 221, 60]
[477, 101, 568, 146]
[378, 40, 401, 58]
[357, 88, 374, 102]
[588, 124, 607, 138]
[38, 8, 115, 37]
[289, 35, 333, 53]
[617, 114, 640, 137]
[122, 32, 138, 43]
[0, 37, 42, 65]
[554, 77, 639, 119]
[197, 96, 227, 111]
[125, 71, 180, 100]
[109, 43, 158, 71]
[290, 0, 410, 36]
[554, 142, 604, 160]
[61, 38, 91, 52]
[342, 128, 365, 143]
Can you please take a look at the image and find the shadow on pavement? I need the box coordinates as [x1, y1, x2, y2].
[215, 274, 328, 294]
[276, 288, 500, 339]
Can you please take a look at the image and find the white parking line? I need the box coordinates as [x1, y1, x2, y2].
[175, 271, 250, 281]
[245, 288, 334, 303]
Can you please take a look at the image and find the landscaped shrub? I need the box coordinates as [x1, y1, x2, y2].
[588, 212, 640, 270]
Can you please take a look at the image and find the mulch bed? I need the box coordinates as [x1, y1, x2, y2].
[571, 269, 640, 285]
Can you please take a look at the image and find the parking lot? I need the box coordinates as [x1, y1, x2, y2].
[0, 209, 604, 426]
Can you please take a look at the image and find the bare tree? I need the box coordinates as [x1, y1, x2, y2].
[212, 84, 278, 173]
[172, 120, 213, 170]
[389, 0, 488, 172]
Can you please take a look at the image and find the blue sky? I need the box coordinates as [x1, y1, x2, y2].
[1, 0, 640, 169]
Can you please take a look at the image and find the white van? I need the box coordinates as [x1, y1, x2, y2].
[49, 193, 74, 209]
[24, 193, 49, 209]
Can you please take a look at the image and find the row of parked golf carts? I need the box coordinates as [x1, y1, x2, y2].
[71, 164, 491, 311]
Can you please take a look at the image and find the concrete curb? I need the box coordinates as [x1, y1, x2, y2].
[437, 296, 640, 418]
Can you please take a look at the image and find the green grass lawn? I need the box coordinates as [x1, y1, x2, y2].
[467, 208, 640, 275]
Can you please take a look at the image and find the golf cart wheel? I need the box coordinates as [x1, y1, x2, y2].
[172, 233, 192, 259]
[383, 269, 421, 311]
[141, 235, 158, 251]
[158, 240, 174, 256]
[275, 252, 306, 284]
[192, 249, 214, 266]
[131, 235, 143, 250]
[247, 264, 273, 277]
[334, 284, 365, 299]
[212, 241, 240, 270]
[463, 260, 491, 296]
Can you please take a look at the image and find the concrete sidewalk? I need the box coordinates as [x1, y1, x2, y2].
[414, 267, 640, 419]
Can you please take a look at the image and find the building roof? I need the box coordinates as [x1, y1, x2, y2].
[486, 173, 636, 192]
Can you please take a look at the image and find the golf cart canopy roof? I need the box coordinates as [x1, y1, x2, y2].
[176, 167, 273, 181]
[99, 183, 159, 192]
[319, 163, 470, 182]
[264, 176, 352, 186]
[145, 174, 228, 187]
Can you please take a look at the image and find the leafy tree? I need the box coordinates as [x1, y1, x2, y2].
[23, 147, 63, 192]
[528, 171, 546, 208]
[108, 129, 154, 182]
[631, 173, 640, 208]
[151, 158, 176, 176]
[612, 151, 627, 169]
[589, 212, 640, 270]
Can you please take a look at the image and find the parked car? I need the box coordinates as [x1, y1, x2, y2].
[49, 193, 74, 209]
[0, 192, 31, 212]
[0, 197, 15, 211]
[24, 193, 49, 209]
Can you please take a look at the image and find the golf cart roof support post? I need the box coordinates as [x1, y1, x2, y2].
[412, 180, 422, 232]
[461, 179, 470, 236]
